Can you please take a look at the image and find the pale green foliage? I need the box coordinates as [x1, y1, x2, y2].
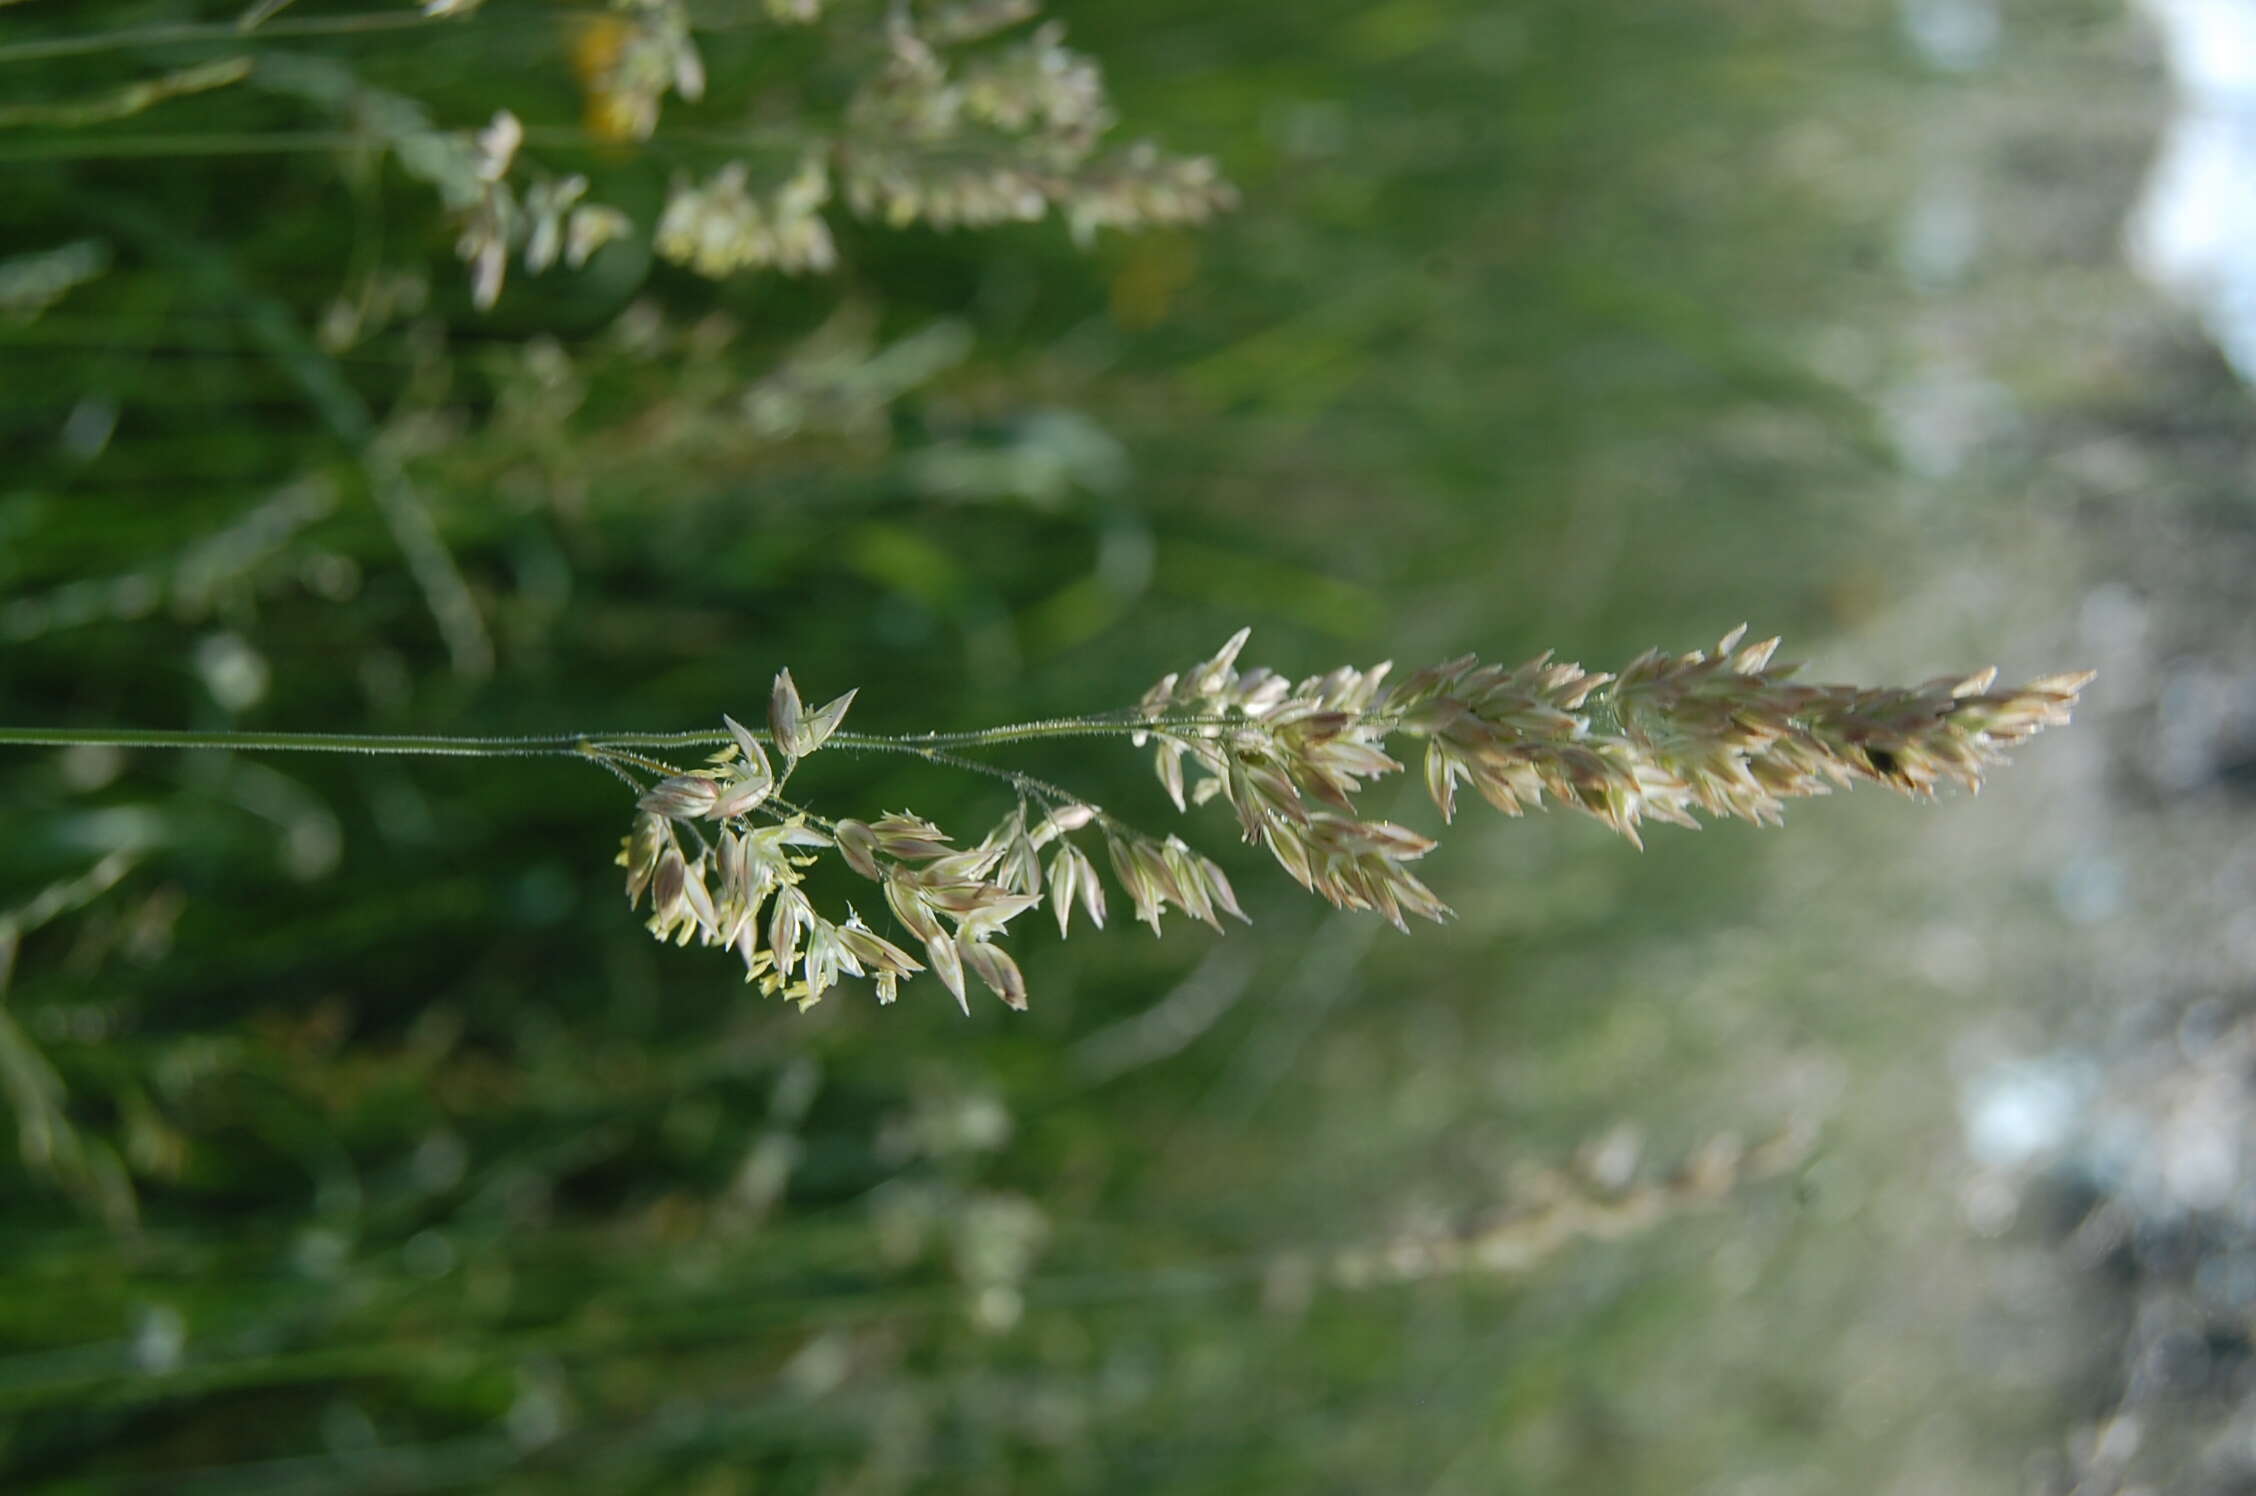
[0, 239, 112, 322]
[0, 851, 146, 1230]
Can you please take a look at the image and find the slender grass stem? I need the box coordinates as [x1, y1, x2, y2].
[0, 125, 772, 165]
[0, 713, 1284, 764]
[583, 714, 1250, 757]
[0, 726, 583, 757]
[0, 10, 431, 64]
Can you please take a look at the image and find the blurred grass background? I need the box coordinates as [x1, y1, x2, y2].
[2, 1, 2244, 1491]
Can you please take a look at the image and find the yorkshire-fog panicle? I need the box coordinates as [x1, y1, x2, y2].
[0, 628, 2085, 1012]
[587, 632, 2090, 1013]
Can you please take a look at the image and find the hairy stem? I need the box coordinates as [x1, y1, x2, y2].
[0, 715, 1229, 762]
[586, 713, 1244, 757]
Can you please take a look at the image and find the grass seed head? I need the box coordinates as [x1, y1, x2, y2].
[603, 631, 2088, 1011]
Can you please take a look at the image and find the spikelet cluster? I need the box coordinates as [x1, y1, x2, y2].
[1134, 626, 2093, 923]
[611, 665, 1244, 1013]
[1324, 1124, 1812, 1289]
[617, 673, 928, 1011]
[1397, 627, 2094, 839]
[449, 111, 632, 310]
[654, 156, 838, 278]
[568, 0, 706, 144]
[841, 19, 1236, 240]
[1136, 629, 1449, 930]
[601, 628, 2090, 1013]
